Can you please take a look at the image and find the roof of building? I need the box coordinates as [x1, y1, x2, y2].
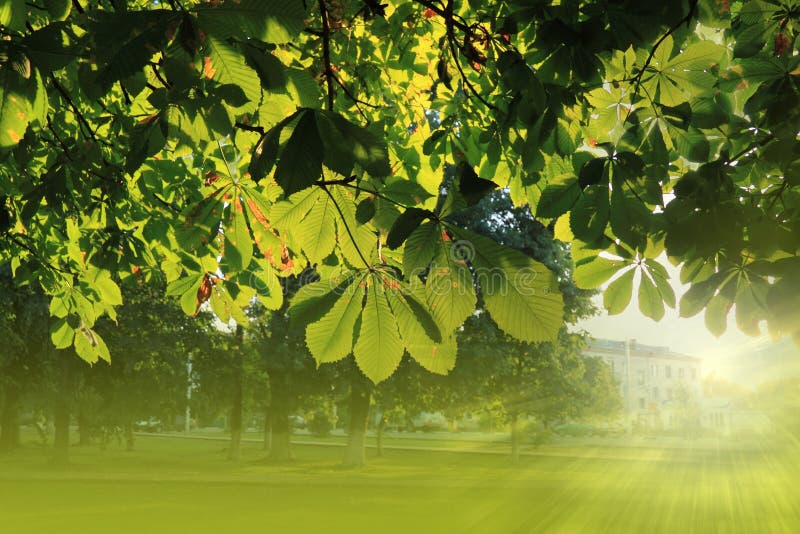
[584, 338, 702, 363]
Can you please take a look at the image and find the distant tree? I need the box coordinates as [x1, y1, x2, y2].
[753, 378, 800, 445]
[0, 272, 52, 453]
[703, 372, 751, 399]
[92, 281, 203, 451]
[248, 287, 335, 462]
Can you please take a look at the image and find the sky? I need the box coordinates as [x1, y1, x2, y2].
[575, 260, 800, 389]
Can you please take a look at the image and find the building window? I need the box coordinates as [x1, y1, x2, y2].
[639, 398, 645, 409]
[665, 366, 672, 378]
[650, 363, 658, 377]
[638, 370, 645, 385]
[653, 387, 659, 401]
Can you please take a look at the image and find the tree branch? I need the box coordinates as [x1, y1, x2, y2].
[630, 0, 699, 96]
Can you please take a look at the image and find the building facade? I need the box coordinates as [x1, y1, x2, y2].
[584, 338, 703, 431]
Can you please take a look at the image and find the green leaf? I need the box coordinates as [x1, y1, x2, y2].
[353, 278, 404, 383]
[0, 0, 27, 31]
[330, 186, 378, 268]
[705, 293, 730, 337]
[90, 10, 177, 92]
[202, 35, 261, 111]
[243, 43, 288, 91]
[274, 110, 323, 195]
[248, 112, 299, 182]
[294, 189, 337, 263]
[178, 276, 205, 316]
[223, 196, 253, 272]
[315, 110, 391, 177]
[176, 186, 229, 252]
[355, 198, 376, 224]
[50, 317, 74, 349]
[646, 259, 676, 309]
[248, 259, 283, 310]
[610, 188, 649, 251]
[74, 328, 111, 364]
[570, 185, 609, 242]
[403, 221, 440, 277]
[603, 268, 635, 315]
[22, 22, 79, 72]
[209, 281, 248, 324]
[289, 275, 357, 329]
[386, 208, 433, 250]
[425, 232, 477, 334]
[679, 273, 724, 318]
[638, 271, 665, 321]
[456, 161, 498, 206]
[387, 289, 455, 375]
[537, 173, 580, 218]
[306, 279, 366, 363]
[454, 228, 564, 342]
[196, 0, 305, 44]
[0, 65, 39, 148]
[574, 256, 628, 289]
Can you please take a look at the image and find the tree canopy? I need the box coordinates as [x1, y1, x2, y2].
[1, 0, 798, 381]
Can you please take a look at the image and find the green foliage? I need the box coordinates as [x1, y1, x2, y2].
[1, 0, 799, 380]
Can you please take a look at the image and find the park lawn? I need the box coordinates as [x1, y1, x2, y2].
[1, 434, 799, 533]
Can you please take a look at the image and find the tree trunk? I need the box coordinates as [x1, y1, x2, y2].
[228, 381, 242, 461]
[0, 386, 20, 452]
[125, 422, 135, 452]
[343, 376, 371, 467]
[376, 414, 386, 457]
[228, 327, 244, 461]
[77, 407, 91, 446]
[510, 412, 520, 464]
[268, 373, 292, 461]
[263, 403, 271, 451]
[52, 356, 71, 465]
[53, 401, 70, 465]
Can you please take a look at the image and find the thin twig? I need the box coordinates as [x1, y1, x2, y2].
[316, 175, 357, 186]
[412, 0, 470, 32]
[150, 63, 171, 89]
[339, 183, 413, 211]
[630, 0, 699, 96]
[234, 122, 265, 135]
[50, 75, 98, 145]
[152, 193, 180, 214]
[444, 0, 495, 110]
[727, 134, 775, 164]
[318, 0, 335, 112]
[332, 73, 380, 109]
[7, 234, 73, 275]
[320, 185, 371, 269]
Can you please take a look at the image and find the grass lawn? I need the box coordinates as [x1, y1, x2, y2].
[1, 433, 798, 533]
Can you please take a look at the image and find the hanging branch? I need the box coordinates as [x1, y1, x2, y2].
[318, 0, 335, 112]
[444, 0, 495, 110]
